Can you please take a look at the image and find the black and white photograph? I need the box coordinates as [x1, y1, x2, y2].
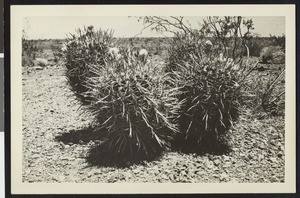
[10, 5, 295, 194]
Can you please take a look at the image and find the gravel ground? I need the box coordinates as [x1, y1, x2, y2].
[22, 65, 285, 183]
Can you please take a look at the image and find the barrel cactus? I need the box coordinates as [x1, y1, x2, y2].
[63, 27, 181, 166]
[167, 35, 242, 154]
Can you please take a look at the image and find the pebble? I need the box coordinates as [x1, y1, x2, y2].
[220, 173, 228, 181]
[223, 155, 231, 161]
[206, 161, 214, 169]
[270, 176, 278, 182]
[223, 162, 232, 168]
[230, 178, 239, 183]
[239, 153, 246, 157]
[213, 159, 221, 166]
[269, 157, 278, 163]
[32, 154, 40, 159]
[58, 175, 65, 182]
[258, 154, 264, 161]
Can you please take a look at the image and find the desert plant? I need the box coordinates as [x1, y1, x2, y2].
[138, 16, 253, 153]
[22, 23, 42, 68]
[169, 53, 242, 153]
[63, 27, 181, 166]
[243, 68, 285, 117]
[259, 46, 285, 64]
[22, 39, 42, 67]
[270, 34, 285, 51]
[84, 52, 181, 166]
[63, 26, 116, 105]
[260, 69, 285, 116]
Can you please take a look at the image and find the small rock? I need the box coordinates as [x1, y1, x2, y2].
[58, 175, 65, 182]
[270, 176, 278, 182]
[249, 160, 257, 165]
[78, 170, 84, 174]
[270, 140, 276, 146]
[223, 155, 231, 161]
[220, 173, 228, 181]
[206, 161, 214, 169]
[230, 178, 239, 183]
[247, 153, 253, 160]
[213, 159, 221, 166]
[107, 177, 117, 183]
[161, 174, 168, 180]
[212, 173, 219, 178]
[60, 156, 70, 160]
[258, 154, 264, 161]
[258, 144, 266, 149]
[239, 153, 246, 157]
[269, 157, 278, 163]
[32, 154, 40, 159]
[169, 174, 175, 181]
[223, 162, 232, 168]
[208, 155, 214, 160]
[277, 152, 283, 158]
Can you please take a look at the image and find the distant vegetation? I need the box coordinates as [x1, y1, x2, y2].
[23, 36, 284, 56]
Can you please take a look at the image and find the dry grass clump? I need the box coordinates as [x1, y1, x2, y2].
[260, 46, 285, 64]
[243, 68, 285, 117]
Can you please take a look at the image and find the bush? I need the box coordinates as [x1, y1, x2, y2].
[63, 27, 181, 166]
[22, 39, 42, 67]
[167, 35, 242, 154]
[34, 58, 49, 67]
[243, 68, 285, 117]
[260, 46, 285, 64]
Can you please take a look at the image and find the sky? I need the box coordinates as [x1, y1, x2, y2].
[23, 16, 285, 39]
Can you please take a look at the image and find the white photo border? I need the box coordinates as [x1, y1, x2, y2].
[10, 4, 296, 194]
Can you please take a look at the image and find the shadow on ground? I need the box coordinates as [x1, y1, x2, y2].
[55, 126, 105, 145]
[86, 143, 164, 168]
[55, 126, 163, 168]
[171, 134, 232, 155]
[55, 125, 231, 168]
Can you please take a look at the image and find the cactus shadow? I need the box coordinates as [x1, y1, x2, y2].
[55, 125, 105, 145]
[55, 126, 164, 168]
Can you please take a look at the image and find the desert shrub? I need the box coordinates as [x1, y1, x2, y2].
[51, 41, 64, 63]
[259, 46, 285, 64]
[63, 27, 181, 166]
[270, 34, 285, 51]
[243, 68, 285, 117]
[34, 57, 49, 67]
[261, 71, 285, 116]
[22, 39, 42, 67]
